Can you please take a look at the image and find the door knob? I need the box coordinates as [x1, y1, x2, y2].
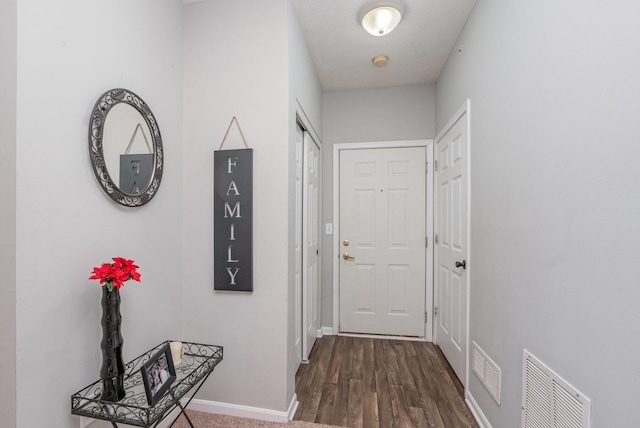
[455, 260, 466, 269]
[343, 253, 355, 260]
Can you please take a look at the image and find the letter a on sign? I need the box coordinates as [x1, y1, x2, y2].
[214, 148, 253, 291]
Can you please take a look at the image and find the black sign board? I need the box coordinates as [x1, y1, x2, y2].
[214, 149, 253, 291]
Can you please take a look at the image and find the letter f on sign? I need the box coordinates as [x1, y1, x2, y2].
[227, 157, 238, 173]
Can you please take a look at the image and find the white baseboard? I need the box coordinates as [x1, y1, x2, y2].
[465, 391, 493, 428]
[79, 395, 298, 427]
[287, 393, 299, 420]
[321, 326, 334, 336]
[185, 394, 298, 424]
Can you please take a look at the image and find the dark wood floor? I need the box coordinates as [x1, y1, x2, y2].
[294, 336, 479, 428]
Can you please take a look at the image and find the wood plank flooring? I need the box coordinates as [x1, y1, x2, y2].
[294, 336, 478, 428]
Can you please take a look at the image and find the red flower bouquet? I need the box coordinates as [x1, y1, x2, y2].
[89, 257, 141, 291]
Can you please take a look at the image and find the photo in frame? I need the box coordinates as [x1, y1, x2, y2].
[141, 343, 176, 405]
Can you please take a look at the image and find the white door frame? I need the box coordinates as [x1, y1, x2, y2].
[433, 99, 471, 388]
[332, 139, 434, 340]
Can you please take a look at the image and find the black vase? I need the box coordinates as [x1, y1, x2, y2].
[100, 286, 126, 402]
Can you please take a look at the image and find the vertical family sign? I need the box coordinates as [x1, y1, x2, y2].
[214, 120, 253, 291]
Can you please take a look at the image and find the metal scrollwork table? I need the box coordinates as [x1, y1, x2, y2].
[71, 341, 223, 427]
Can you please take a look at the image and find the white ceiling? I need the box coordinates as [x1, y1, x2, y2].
[292, 0, 476, 91]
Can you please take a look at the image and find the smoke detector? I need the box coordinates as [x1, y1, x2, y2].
[372, 55, 389, 67]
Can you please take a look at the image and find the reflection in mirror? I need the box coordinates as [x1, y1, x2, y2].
[89, 89, 163, 207]
[103, 104, 154, 195]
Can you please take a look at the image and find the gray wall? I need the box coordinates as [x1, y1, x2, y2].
[0, 1, 17, 427]
[321, 84, 435, 328]
[14, 1, 184, 426]
[436, 1, 640, 426]
[182, 0, 304, 414]
[3, 1, 322, 425]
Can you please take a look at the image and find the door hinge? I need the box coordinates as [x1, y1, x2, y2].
[434, 234, 438, 245]
[425, 162, 428, 173]
[425, 312, 428, 323]
[426, 236, 428, 248]
[434, 160, 438, 172]
[434, 306, 438, 317]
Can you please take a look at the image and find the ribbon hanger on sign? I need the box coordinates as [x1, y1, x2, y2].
[218, 116, 250, 150]
[124, 123, 153, 154]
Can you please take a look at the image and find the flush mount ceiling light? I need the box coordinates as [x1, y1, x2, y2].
[359, 2, 404, 36]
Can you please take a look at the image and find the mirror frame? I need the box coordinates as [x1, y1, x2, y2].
[89, 88, 163, 207]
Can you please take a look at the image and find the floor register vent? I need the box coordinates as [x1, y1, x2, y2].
[522, 349, 591, 428]
[472, 341, 501, 404]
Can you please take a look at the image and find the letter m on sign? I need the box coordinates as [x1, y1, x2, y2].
[213, 149, 253, 291]
[224, 201, 241, 218]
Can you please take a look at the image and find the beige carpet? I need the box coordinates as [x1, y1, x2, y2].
[171, 410, 343, 428]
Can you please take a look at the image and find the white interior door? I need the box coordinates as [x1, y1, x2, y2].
[302, 133, 320, 360]
[435, 103, 469, 386]
[339, 147, 426, 337]
[293, 123, 303, 368]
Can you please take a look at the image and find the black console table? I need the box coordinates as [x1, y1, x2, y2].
[71, 341, 223, 427]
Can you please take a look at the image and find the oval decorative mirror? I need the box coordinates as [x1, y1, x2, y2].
[89, 88, 163, 207]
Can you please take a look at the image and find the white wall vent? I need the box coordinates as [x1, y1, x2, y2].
[522, 349, 591, 428]
[472, 341, 501, 404]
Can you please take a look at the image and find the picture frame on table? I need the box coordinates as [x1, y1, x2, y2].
[141, 343, 176, 405]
